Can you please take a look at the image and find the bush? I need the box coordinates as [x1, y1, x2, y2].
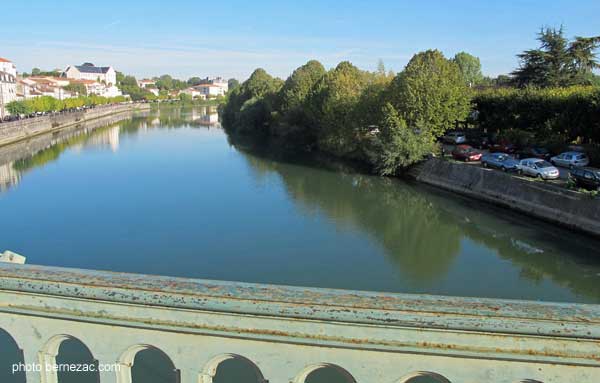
[474, 86, 600, 144]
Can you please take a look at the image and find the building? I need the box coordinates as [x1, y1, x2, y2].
[181, 87, 206, 99]
[62, 63, 117, 86]
[0, 58, 18, 118]
[192, 83, 225, 98]
[137, 79, 156, 88]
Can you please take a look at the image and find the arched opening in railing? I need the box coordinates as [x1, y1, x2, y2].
[117, 344, 180, 383]
[295, 363, 356, 383]
[202, 353, 265, 383]
[398, 371, 451, 383]
[0, 328, 26, 383]
[39, 334, 99, 383]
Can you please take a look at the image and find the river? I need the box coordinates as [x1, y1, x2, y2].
[1, 105, 599, 304]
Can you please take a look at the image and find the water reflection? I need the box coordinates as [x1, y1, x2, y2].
[236, 144, 600, 301]
[0, 105, 599, 303]
[0, 105, 219, 195]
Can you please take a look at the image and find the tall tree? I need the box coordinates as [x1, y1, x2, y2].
[452, 52, 483, 86]
[388, 50, 471, 138]
[512, 26, 600, 87]
[365, 103, 435, 175]
[277, 60, 325, 124]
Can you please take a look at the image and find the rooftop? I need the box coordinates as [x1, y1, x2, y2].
[72, 63, 112, 74]
[0, 57, 12, 63]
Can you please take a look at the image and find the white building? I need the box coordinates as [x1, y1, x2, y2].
[137, 79, 156, 88]
[182, 87, 206, 99]
[193, 83, 225, 97]
[62, 63, 117, 86]
[0, 57, 18, 118]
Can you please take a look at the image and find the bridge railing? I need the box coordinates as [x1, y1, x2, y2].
[0, 263, 599, 383]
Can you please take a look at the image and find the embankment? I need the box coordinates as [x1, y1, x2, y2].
[412, 158, 600, 237]
[0, 103, 151, 147]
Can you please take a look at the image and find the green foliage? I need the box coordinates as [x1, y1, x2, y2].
[155, 75, 188, 91]
[116, 74, 155, 101]
[222, 54, 470, 172]
[6, 101, 32, 115]
[187, 77, 203, 86]
[512, 26, 600, 87]
[306, 61, 371, 157]
[179, 93, 192, 103]
[453, 52, 483, 86]
[228, 78, 240, 91]
[365, 103, 436, 175]
[5, 95, 128, 115]
[474, 86, 600, 143]
[389, 49, 471, 138]
[63, 82, 87, 96]
[277, 60, 326, 126]
[221, 68, 283, 135]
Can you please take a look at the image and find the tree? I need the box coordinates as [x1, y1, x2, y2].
[512, 26, 600, 87]
[156, 75, 174, 90]
[187, 77, 203, 86]
[277, 60, 325, 124]
[221, 68, 283, 134]
[6, 101, 32, 115]
[376, 59, 386, 76]
[568, 36, 600, 83]
[31, 68, 41, 76]
[388, 50, 471, 138]
[305, 61, 370, 157]
[63, 83, 87, 96]
[228, 78, 240, 91]
[453, 52, 483, 86]
[365, 103, 435, 175]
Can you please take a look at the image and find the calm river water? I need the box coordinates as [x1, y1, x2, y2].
[1, 105, 599, 303]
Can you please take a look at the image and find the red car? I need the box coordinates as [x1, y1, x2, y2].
[451, 145, 482, 162]
[489, 141, 516, 154]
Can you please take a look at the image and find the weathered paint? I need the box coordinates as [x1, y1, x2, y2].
[0, 263, 598, 383]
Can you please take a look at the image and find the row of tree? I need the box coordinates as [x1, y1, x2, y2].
[6, 95, 128, 115]
[222, 50, 472, 175]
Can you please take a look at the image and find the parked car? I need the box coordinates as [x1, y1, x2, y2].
[569, 167, 600, 191]
[516, 147, 551, 160]
[550, 151, 590, 168]
[442, 131, 467, 144]
[451, 145, 482, 162]
[481, 153, 522, 172]
[467, 133, 491, 149]
[489, 141, 516, 154]
[519, 158, 560, 180]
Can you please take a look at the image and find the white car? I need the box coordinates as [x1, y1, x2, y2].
[519, 158, 560, 180]
[443, 131, 467, 144]
[550, 151, 589, 168]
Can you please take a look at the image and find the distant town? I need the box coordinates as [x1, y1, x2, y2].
[0, 57, 231, 118]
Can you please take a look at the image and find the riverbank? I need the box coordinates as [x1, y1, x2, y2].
[411, 158, 600, 237]
[0, 103, 151, 148]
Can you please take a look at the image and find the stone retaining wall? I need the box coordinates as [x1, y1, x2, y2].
[413, 158, 600, 237]
[0, 103, 151, 147]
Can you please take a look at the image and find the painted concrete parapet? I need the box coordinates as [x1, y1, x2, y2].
[0, 263, 598, 383]
[413, 158, 600, 237]
[0, 103, 151, 148]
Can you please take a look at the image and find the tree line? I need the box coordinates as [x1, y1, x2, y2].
[222, 50, 471, 175]
[6, 95, 129, 115]
[222, 26, 600, 175]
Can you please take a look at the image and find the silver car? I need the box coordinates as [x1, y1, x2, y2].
[443, 131, 467, 144]
[519, 158, 560, 179]
[481, 153, 522, 172]
[550, 151, 589, 168]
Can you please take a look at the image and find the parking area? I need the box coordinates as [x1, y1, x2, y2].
[440, 143, 574, 188]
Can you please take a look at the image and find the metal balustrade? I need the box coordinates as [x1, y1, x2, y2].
[0, 263, 598, 383]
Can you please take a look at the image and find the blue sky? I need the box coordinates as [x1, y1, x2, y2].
[2, 0, 599, 81]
